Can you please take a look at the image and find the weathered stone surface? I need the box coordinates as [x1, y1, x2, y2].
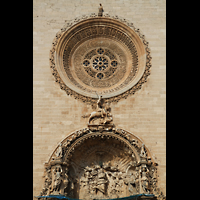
[33, 1, 166, 199]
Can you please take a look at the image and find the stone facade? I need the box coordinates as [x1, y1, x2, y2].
[33, 0, 166, 199]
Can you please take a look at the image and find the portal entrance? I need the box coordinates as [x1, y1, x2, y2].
[37, 127, 165, 200]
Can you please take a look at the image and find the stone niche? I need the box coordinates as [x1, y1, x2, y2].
[37, 128, 165, 200]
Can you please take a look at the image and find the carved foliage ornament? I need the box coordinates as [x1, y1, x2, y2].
[50, 13, 152, 105]
[38, 128, 165, 200]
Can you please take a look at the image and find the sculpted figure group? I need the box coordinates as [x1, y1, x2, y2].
[79, 163, 140, 199]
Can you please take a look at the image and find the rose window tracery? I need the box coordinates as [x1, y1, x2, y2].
[97, 48, 104, 54]
[111, 60, 118, 67]
[82, 48, 119, 80]
[83, 60, 90, 67]
[97, 72, 104, 79]
[92, 56, 108, 71]
[50, 14, 152, 103]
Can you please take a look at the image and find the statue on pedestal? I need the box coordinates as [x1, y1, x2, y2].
[82, 94, 113, 127]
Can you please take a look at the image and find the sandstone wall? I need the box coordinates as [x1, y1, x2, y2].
[33, 0, 166, 198]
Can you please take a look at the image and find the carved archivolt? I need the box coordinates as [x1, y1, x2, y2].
[50, 13, 152, 105]
[38, 127, 165, 200]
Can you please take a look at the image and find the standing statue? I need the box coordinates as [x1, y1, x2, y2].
[95, 168, 108, 195]
[96, 95, 105, 119]
[140, 165, 150, 194]
[98, 4, 104, 17]
[140, 144, 147, 158]
[55, 143, 63, 158]
[52, 165, 62, 193]
[80, 168, 93, 199]
[63, 170, 69, 195]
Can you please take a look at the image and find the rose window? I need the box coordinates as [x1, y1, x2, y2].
[93, 56, 108, 71]
[51, 14, 149, 102]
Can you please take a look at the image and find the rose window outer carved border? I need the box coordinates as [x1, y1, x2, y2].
[49, 13, 152, 105]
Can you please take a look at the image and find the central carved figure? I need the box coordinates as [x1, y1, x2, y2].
[83, 95, 113, 126]
[80, 165, 108, 198]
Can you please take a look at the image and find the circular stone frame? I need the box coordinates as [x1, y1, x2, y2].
[50, 13, 152, 105]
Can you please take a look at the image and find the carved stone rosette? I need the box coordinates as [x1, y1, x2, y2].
[50, 13, 152, 105]
[37, 127, 165, 200]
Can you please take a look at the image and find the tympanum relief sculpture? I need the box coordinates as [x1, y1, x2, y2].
[38, 98, 165, 200]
